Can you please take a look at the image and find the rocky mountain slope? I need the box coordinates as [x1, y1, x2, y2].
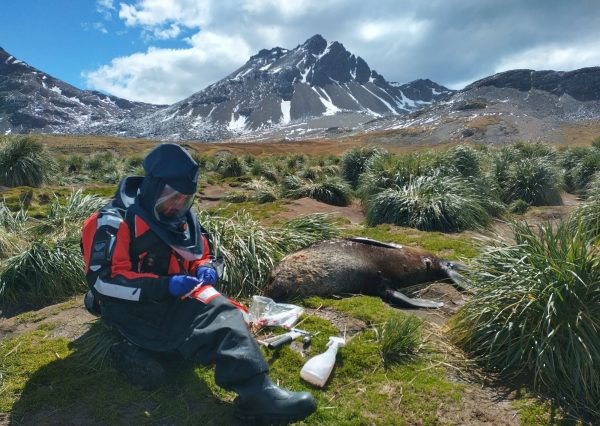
[119, 35, 452, 141]
[0, 47, 162, 135]
[2, 39, 600, 145]
[350, 67, 600, 147]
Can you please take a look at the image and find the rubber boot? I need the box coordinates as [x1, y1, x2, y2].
[83, 290, 101, 317]
[110, 341, 166, 390]
[232, 374, 316, 425]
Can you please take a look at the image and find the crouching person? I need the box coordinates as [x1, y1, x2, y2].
[81, 143, 316, 423]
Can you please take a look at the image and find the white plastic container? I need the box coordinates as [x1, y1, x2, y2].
[300, 336, 346, 387]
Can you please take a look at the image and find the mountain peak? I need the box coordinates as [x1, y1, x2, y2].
[250, 46, 288, 61]
[302, 34, 327, 55]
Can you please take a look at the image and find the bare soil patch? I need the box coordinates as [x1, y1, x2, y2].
[266, 197, 365, 225]
[0, 297, 95, 341]
[486, 192, 581, 241]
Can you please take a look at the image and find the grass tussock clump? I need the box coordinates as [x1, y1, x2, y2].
[216, 156, 245, 178]
[441, 144, 482, 178]
[377, 314, 425, 368]
[0, 136, 56, 187]
[502, 158, 563, 206]
[562, 148, 600, 194]
[31, 190, 107, 237]
[567, 174, 600, 240]
[341, 145, 386, 188]
[222, 190, 249, 203]
[0, 192, 106, 308]
[0, 238, 86, 307]
[357, 151, 437, 202]
[365, 173, 496, 232]
[281, 175, 352, 206]
[0, 204, 28, 260]
[450, 221, 600, 419]
[244, 178, 279, 203]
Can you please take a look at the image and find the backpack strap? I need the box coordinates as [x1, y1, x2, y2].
[125, 209, 184, 275]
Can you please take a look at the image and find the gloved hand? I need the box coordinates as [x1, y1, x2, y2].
[168, 275, 201, 298]
[196, 266, 218, 285]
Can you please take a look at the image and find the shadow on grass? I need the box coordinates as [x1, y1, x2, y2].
[9, 322, 237, 425]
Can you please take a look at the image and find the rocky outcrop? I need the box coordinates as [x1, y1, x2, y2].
[466, 67, 600, 101]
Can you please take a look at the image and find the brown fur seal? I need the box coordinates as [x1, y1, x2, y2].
[264, 237, 464, 308]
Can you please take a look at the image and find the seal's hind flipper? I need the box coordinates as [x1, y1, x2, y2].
[378, 287, 444, 309]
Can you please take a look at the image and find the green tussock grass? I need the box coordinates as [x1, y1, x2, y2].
[0, 136, 56, 187]
[0, 238, 87, 308]
[281, 175, 353, 206]
[377, 314, 426, 368]
[364, 172, 498, 232]
[449, 220, 600, 420]
[502, 158, 563, 206]
[30, 190, 107, 237]
[341, 145, 387, 188]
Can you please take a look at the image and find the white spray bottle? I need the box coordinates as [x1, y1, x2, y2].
[300, 336, 345, 387]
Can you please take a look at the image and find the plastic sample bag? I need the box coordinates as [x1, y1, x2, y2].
[249, 295, 304, 328]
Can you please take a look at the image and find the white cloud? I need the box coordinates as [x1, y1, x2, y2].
[150, 23, 181, 40]
[358, 18, 429, 42]
[96, 0, 115, 20]
[97, 0, 115, 10]
[83, 32, 251, 104]
[118, 0, 212, 28]
[93, 22, 109, 34]
[242, 0, 342, 20]
[85, 0, 600, 104]
[494, 41, 600, 73]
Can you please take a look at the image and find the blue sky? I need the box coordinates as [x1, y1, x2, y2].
[2, 1, 600, 105]
[0, 1, 191, 90]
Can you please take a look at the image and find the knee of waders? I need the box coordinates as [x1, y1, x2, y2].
[110, 341, 167, 390]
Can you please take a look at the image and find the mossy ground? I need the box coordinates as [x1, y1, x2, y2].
[0, 295, 569, 425]
[344, 224, 479, 260]
[1, 185, 116, 217]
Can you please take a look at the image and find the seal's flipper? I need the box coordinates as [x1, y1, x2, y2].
[440, 260, 471, 291]
[377, 287, 444, 309]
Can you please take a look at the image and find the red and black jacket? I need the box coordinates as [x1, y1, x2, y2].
[81, 177, 213, 305]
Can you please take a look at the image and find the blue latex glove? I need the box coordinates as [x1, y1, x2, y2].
[196, 266, 218, 285]
[168, 275, 201, 297]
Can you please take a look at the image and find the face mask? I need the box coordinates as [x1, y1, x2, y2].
[153, 184, 194, 220]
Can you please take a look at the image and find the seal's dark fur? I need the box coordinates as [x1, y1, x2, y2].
[265, 237, 463, 308]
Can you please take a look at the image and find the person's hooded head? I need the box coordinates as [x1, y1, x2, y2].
[138, 143, 199, 225]
[129, 143, 204, 260]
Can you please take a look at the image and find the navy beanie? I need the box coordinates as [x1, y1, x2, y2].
[143, 144, 199, 194]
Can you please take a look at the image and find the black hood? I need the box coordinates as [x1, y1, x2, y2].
[114, 144, 204, 261]
[113, 176, 144, 210]
[142, 143, 199, 194]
